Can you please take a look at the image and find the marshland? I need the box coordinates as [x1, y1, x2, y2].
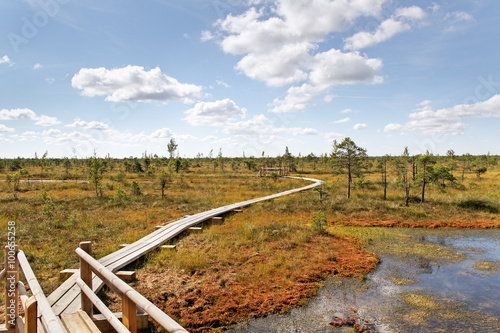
[0, 147, 499, 332]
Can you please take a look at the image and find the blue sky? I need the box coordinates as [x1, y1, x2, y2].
[1, 0, 499, 158]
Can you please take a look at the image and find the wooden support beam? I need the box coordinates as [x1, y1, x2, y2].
[188, 227, 202, 233]
[233, 209, 243, 212]
[161, 245, 177, 251]
[80, 241, 93, 317]
[122, 293, 137, 333]
[24, 297, 37, 333]
[59, 268, 78, 280]
[211, 217, 224, 225]
[116, 271, 136, 283]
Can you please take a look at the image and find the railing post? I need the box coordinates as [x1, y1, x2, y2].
[79, 241, 93, 317]
[5, 245, 18, 329]
[25, 296, 38, 333]
[122, 293, 137, 333]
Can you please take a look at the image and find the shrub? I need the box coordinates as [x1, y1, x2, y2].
[457, 199, 498, 213]
[130, 181, 141, 196]
[114, 186, 128, 202]
[312, 210, 327, 234]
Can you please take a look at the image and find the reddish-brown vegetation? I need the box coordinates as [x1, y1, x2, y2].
[135, 229, 379, 332]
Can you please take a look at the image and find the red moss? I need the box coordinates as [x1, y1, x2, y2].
[135, 234, 379, 332]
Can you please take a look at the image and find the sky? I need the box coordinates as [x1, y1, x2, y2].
[1, 0, 499, 159]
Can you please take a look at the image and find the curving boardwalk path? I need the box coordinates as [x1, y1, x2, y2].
[47, 176, 324, 316]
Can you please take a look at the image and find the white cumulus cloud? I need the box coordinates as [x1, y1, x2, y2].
[353, 123, 367, 130]
[209, 0, 394, 112]
[0, 108, 59, 126]
[71, 65, 202, 103]
[0, 55, 13, 67]
[184, 99, 247, 126]
[344, 6, 426, 50]
[0, 124, 15, 133]
[34, 115, 61, 127]
[66, 118, 110, 130]
[332, 117, 351, 124]
[384, 95, 500, 135]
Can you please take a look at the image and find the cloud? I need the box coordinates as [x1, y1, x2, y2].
[71, 65, 202, 103]
[184, 99, 247, 126]
[34, 115, 61, 126]
[200, 30, 215, 41]
[42, 129, 62, 136]
[270, 49, 382, 113]
[309, 49, 383, 87]
[0, 55, 13, 67]
[208, 0, 394, 112]
[216, 79, 230, 88]
[0, 108, 37, 120]
[150, 128, 174, 139]
[33, 63, 43, 70]
[235, 41, 312, 86]
[344, 6, 426, 50]
[384, 95, 500, 135]
[222, 114, 318, 144]
[445, 11, 475, 23]
[353, 123, 367, 130]
[332, 117, 351, 124]
[324, 131, 344, 143]
[0, 124, 15, 133]
[444, 11, 475, 32]
[183, 99, 318, 145]
[269, 83, 317, 113]
[341, 108, 353, 114]
[66, 118, 110, 130]
[0, 108, 59, 126]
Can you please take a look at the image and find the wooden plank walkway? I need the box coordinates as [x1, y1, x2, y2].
[48, 176, 324, 316]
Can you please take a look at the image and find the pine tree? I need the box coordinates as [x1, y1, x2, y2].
[331, 137, 367, 199]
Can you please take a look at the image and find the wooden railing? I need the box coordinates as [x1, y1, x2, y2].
[76, 241, 188, 333]
[1, 245, 67, 333]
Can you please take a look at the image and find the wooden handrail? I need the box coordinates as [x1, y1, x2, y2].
[17, 250, 67, 333]
[75, 247, 189, 333]
[75, 278, 130, 333]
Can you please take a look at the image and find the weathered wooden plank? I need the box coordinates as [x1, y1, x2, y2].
[92, 312, 149, 333]
[60, 311, 100, 333]
[77, 310, 101, 333]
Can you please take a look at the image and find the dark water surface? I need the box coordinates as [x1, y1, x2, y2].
[226, 229, 500, 333]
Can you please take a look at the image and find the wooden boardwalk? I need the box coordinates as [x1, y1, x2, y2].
[48, 176, 324, 317]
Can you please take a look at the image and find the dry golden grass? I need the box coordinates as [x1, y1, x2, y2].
[0, 160, 498, 330]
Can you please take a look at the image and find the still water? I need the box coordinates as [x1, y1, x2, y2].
[227, 229, 500, 333]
